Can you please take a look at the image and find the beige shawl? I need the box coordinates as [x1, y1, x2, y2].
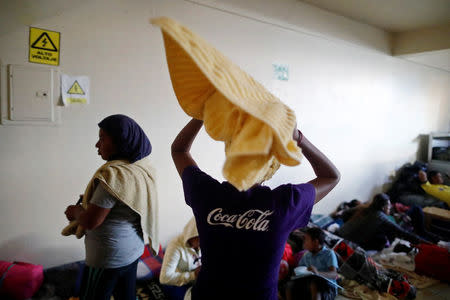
[62, 157, 159, 254]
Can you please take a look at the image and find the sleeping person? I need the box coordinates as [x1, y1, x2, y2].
[419, 170, 450, 207]
[160, 218, 201, 300]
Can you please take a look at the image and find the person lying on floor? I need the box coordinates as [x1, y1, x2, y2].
[393, 167, 447, 209]
[336, 193, 429, 251]
[330, 199, 362, 223]
[418, 170, 450, 208]
[283, 227, 338, 300]
[337, 198, 443, 243]
[160, 217, 201, 300]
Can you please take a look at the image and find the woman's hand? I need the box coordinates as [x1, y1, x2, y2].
[292, 128, 303, 146]
[65, 205, 84, 221]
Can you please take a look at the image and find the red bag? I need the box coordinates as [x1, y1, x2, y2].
[0, 261, 43, 300]
[414, 243, 450, 282]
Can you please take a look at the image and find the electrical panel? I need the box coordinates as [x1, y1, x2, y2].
[5, 64, 55, 123]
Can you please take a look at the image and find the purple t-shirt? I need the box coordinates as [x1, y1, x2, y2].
[182, 166, 315, 300]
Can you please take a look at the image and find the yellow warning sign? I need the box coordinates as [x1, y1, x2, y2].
[62, 75, 89, 105]
[67, 81, 85, 95]
[29, 27, 60, 66]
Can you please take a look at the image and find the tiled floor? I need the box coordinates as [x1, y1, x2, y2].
[336, 282, 450, 300]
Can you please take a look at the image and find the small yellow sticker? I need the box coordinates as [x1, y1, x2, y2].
[29, 27, 60, 66]
[66, 98, 87, 104]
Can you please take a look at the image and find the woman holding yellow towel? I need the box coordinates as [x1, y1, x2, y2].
[171, 118, 340, 300]
[64, 114, 158, 300]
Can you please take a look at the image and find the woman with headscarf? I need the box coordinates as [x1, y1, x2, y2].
[64, 114, 158, 300]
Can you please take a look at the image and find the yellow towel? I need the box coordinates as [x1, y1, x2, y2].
[61, 157, 159, 255]
[151, 17, 302, 191]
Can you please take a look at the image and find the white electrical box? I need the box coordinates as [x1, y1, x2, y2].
[4, 64, 55, 124]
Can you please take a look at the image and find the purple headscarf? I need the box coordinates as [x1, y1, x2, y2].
[98, 114, 151, 163]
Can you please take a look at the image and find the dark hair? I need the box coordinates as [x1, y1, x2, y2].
[288, 230, 304, 252]
[386, 161, 428, 199]
[428, 170, 440, 179]
[368, 193, 390, 211]
[305, 227, 325, 245]
[349, 199, 361, 207]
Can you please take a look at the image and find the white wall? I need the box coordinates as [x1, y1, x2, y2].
[0, 0, 448, 268]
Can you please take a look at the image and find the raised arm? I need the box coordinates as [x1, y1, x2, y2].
[294, 130, 340, 204]
[171, 118, 204, 177]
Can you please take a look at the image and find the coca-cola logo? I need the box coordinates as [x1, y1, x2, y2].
[207, 208, 273, 231]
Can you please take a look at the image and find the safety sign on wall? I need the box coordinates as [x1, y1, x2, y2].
[61, 74, 90, 105]
[29, 27, 60, 66]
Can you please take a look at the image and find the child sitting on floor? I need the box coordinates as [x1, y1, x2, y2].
[284, 227, 338, 300]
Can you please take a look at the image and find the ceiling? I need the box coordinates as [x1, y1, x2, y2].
[401, 49, 450, 71]
[300, 0, 450, 33]
[300, 0, 450, 72]
[0, 0, 90, 37]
